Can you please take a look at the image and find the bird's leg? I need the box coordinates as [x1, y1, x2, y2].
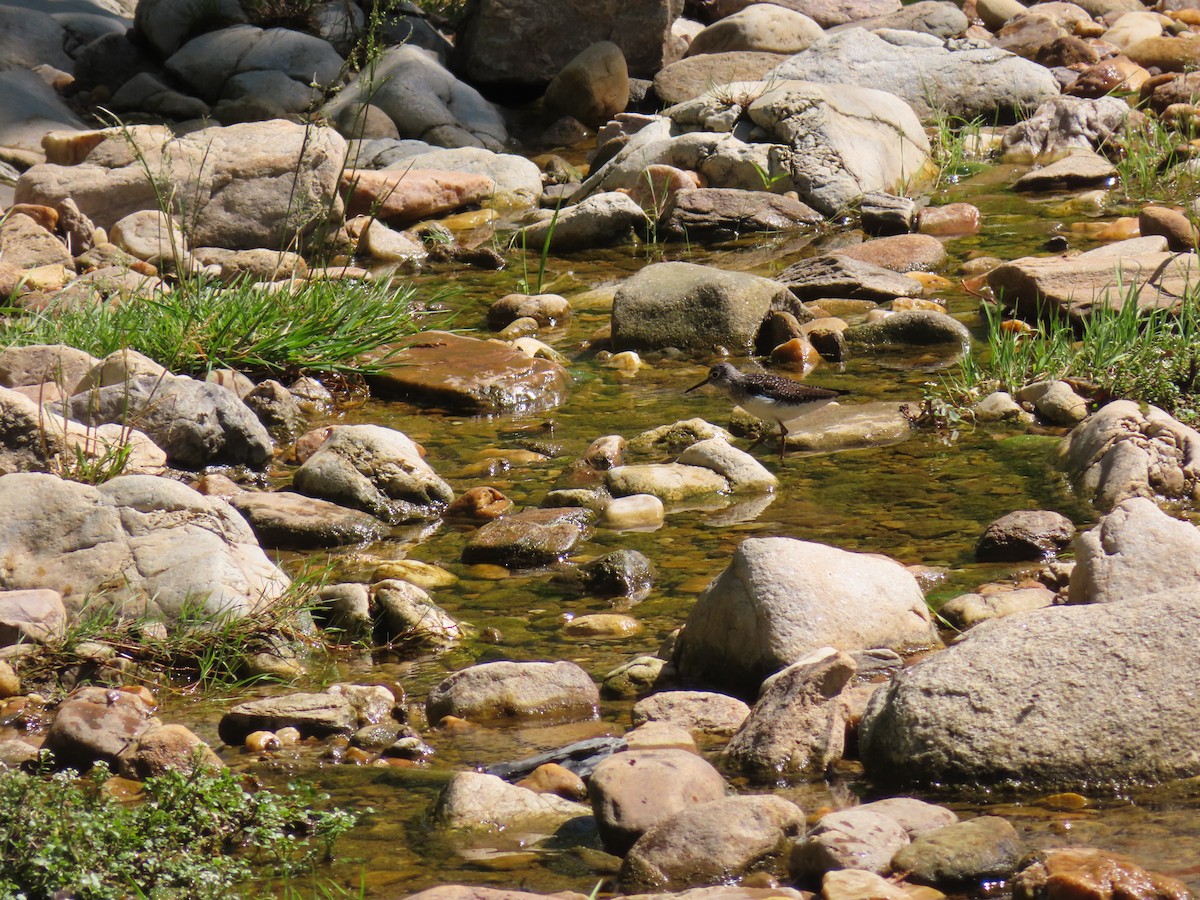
[778, 422, 789, 459]
[747, 428, 768, 450]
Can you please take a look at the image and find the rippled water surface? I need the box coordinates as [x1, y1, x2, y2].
[163, 169, 1200, 895]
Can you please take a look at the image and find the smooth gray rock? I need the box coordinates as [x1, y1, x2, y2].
[455, 0, 683, 84]
[860, 586, 1200, 788]
[1012, 151, 1119, 191]
[325, 45, 508, 150]
[59, 374, 272, 468]
[620, 795, 805, 892]
[770, 29, 1060, 123]
[0, 69, 88, 166]
[427, 660, 600, 723]
[0, 589, 66, 645]
[165, 24, 344, 104]
[854, 797, 960, 837]
[779, 256, 925, 303]
[292, 424, 453, 524]
[434, 771, 592, 832]
[675, 537, 939, 696]
[0, 6, 74, 74]
[372, 578, 463, 645]
[687, 5, 824, 56]
[354, 141, 542, 208]
[0, 386, 61, 475]
[833, 0, 969, 37]
[612, 261, 800, 354]
[134, 0, 247, 57]
[720, 648, 855, 780]
[515, 192, 646, 251]
[938, 586, 1057, 630]
[0, 473, 290, 625]
[228, 491, 388, 549]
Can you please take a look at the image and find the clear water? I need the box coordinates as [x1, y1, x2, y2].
[158, 169, 1200, 895]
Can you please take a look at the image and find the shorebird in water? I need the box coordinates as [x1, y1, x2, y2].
[686, 362, 845, 456]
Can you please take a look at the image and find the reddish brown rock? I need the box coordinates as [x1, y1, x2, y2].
[833, 233, 947, 273]
[1138, 205, 1198, 251]
[446, 486, 513, 520]
[340, 168, 495, 226]
[919, 203, 982, 236]
[516, 762, 588, 801]
[363, 331, 571, 414]
[1012, 848, 1192, 900]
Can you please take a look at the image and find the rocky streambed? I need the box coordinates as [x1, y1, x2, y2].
[6, 0, 1200, 897]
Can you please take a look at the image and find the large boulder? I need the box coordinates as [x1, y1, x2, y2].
[611, 261, 800, 354]
[0, 473, 290, 626]
[292, 424, 454, 524]
[324, 46, 509, 150]
[58, 374, 273, 469]
[770, 29, 1061, 123]
[455, 0, 684, 86]
[164, 24, 343, 106]
[134, 0, 247, 58]
[666, 79, 932, 216]
[860, 585, 1200, 788]
[674, 537, 939, 696]
[16, 120, 347, 251]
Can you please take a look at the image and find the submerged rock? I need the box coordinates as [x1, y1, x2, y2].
[229, 491, 389, 549]
[1012, 848, 1193, 900]
[218, 692, 358, 744]
[461, 507, 589, 567]
[364, 331, 571, 414]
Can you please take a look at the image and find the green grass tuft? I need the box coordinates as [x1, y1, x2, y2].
[0, 277, 440, 380]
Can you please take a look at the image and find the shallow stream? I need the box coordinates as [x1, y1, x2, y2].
[171, 164, 1200, 895]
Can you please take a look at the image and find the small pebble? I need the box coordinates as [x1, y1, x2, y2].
[601, 494, 665, 529]
[245, 731, 281, 753]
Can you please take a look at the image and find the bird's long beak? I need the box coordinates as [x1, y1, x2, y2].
[685, 375, 711, 393]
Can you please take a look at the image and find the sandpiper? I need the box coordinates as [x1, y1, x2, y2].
[686, 362, 845, 455]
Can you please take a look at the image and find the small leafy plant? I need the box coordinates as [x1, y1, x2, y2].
[0, 761, 360, 899]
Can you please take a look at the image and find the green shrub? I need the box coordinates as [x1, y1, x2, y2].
[0, 762, 359, 899]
